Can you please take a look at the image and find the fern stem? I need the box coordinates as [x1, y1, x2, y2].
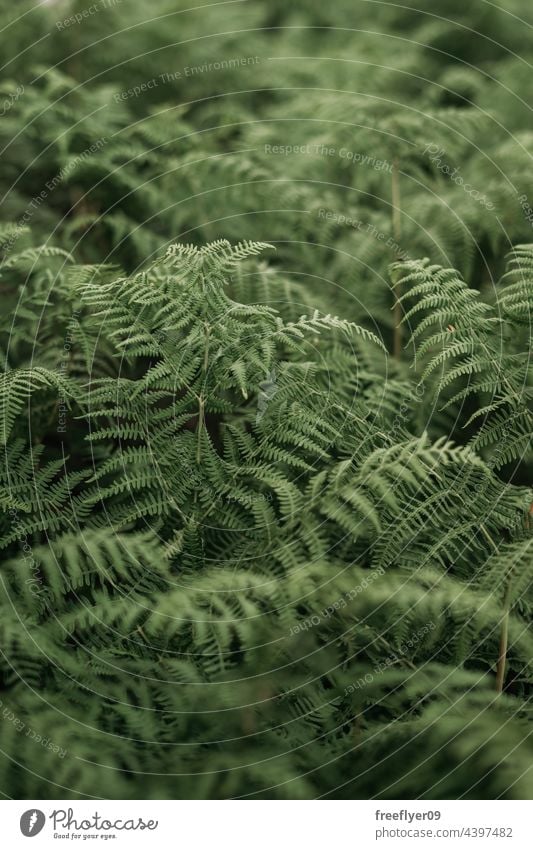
[495, 594, 510, 695]
[391, 158, 403, 359]
[196, 323, 211, 464]
[196, 395, 205, 464]
[495, 556, 513, 696]
[480, 524, 510, 695]
[203, 322, 211, 374]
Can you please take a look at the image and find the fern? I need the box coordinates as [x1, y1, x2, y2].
[0, 0, 532, 803]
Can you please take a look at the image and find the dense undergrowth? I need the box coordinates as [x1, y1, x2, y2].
[0, 0, 532, 799]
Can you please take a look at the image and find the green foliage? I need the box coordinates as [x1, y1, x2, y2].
[0, 0, 531, 801]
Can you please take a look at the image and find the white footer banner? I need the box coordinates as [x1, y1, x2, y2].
[1, 800, 531, 847]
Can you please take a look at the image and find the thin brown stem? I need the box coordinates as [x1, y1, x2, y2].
[495, 594, 510, 695]
[202, 322, 211, 374]
[196, 395, 205, 464]
[391, 158, 403, 359]
[196, 323, 210, 464]
[480, 524, 510, 695]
